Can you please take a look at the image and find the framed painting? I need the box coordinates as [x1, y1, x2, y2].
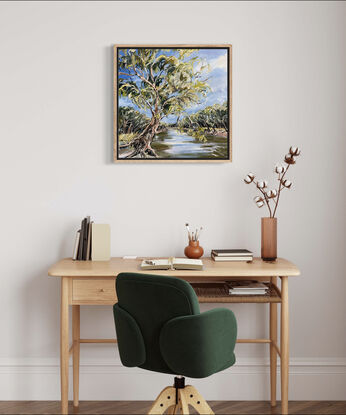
[113, 45, 232, 162]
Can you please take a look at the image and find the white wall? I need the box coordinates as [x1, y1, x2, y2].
[0, 0, 345, 400]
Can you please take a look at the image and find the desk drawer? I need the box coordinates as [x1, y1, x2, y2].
[72, 279, 117, 304]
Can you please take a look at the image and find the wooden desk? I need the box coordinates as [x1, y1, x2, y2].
[48, 257, 300, 415]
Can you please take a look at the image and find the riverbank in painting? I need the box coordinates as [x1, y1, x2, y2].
[118, 128, 228, 159]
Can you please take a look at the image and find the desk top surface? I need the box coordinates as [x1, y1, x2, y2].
[48, 257, 300, 278]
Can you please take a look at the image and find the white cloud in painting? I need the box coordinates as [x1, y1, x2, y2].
[209, 54, 227, 71]
[194, 53, 227, 73]
[194, 59, 208, 73]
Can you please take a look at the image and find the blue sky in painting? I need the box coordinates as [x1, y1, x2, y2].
[118, 48, 228, 123]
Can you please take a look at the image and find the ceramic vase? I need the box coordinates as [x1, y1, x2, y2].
[184, 240, 204, 259]
[261, 217, 277, 261]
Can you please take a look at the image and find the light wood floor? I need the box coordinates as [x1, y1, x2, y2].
[0, 401, 345, 414]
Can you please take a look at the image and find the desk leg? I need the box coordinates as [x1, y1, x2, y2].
[280, 277, 289, 415]
[270, 276, 277, 407]
[60, 277, 69, 415]
[72, 305, 80, 407]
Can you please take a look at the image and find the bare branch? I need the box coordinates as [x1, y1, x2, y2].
[272, 165, 290, 218]
[132, 66, 155, 89]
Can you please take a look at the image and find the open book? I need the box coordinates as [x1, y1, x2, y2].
[141, 257, 203, 271]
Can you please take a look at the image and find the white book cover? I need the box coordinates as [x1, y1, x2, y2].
[86, 222, 92, 260]
[91, 224, 111, 261]
[172, 258, 202, 266]
[229, 290, 268, 295]
[212, 256, 252, 262]
[72, 230, 80, 261]
[231, 282, 268, 290]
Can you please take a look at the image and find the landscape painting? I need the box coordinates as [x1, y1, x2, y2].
[113, 45, 232, 161]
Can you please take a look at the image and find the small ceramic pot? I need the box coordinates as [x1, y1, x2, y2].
[184, 240, 204, 259]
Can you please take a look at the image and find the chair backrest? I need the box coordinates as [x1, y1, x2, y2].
[114, 272, 200, 374]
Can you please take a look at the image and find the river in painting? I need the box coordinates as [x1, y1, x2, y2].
[150, 128, 228, 159]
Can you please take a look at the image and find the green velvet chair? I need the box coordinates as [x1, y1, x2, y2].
[113, 272, 237, 415]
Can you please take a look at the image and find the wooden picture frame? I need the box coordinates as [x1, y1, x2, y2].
[113, 45, 232, 162]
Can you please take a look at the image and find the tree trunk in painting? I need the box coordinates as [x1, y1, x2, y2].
[124, 113, 160, 158]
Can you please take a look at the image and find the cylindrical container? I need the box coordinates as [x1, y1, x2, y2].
[184, 240, 204, 259]
[261, 217, 277, 261]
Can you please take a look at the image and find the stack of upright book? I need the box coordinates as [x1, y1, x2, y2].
[73, 216, 92, 260]
[211, 249, 253, 262]
[72, 216, 111, 261]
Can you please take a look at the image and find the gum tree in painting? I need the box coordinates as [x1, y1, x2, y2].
[117, 47, 230, 160]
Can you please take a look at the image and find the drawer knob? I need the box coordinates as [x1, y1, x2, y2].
[100, 288, 105, 292]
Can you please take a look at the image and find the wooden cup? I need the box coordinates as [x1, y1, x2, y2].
[261, 217, 277, 261]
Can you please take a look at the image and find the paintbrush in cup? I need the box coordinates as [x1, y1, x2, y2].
[185, 223, 191, 241]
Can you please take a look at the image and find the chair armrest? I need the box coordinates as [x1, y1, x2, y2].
[159, 308, 237, 378]
[113, 304, 146, 367]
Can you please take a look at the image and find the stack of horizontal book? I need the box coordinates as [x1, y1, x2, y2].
[228, 281, 269, 296]
[211, 249, 253, 262]
[73, 216, 110, 261]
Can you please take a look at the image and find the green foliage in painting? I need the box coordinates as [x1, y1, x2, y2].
[118, 106, 150, 135]
[119, 49, 210, 118]
[118, 48, 211, 158]
[177, 103, 228, 142]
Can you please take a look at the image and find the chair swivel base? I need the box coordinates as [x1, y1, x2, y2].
[148, 377, 214, 415]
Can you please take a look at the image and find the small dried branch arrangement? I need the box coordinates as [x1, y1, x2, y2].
[244, 146, 301, 218]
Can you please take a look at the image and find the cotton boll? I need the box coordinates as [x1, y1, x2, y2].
[266, 189, 277, 198]
[244, 173, 255, 184]
[284, 154, 296, 164]
[289, 146, 301, 156]
[257, 180, 268, 189]
[282, 179, 292, 189]
[275, 164, 285, 174]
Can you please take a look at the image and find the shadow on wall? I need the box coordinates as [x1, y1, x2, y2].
[15, 222, 77, 373]
[19, 225, 75, 349]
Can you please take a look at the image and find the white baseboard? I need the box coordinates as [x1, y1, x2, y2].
[0, 357, 345, 401]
